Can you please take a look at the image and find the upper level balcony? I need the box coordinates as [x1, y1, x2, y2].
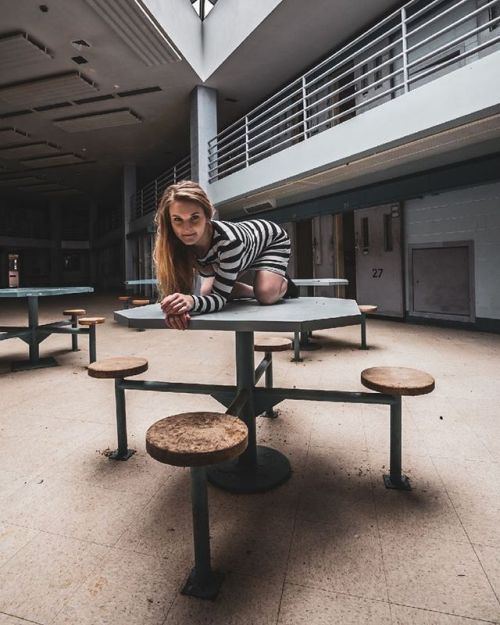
[208, 0, 500, 217]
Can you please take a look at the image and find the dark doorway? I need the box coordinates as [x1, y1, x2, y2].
[295, 219, 313, 278]
[342, 211, 357, 299]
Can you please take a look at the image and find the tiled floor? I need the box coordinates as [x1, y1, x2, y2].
[0, 294, 499, 625]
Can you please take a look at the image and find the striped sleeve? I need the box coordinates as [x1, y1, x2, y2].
[191, 239, 244, 313]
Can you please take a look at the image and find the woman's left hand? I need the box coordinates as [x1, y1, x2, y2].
[161, 293, 194, 315]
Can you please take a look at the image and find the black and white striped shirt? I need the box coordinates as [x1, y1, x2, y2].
[191, 219, 290, 313]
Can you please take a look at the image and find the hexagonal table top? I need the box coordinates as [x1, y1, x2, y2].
[114, 297, 361, 332]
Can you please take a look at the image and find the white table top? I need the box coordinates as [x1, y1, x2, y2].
[114, 297, 361, 332]
[0, 287, 94, 298]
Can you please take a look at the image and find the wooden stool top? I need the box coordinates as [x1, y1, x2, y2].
[79, 316, 105, 326]
[88, 356, 148, 379]
[118, 296, 131, 302]
[146, 412, 248, 467]
[359, 305, 378, 314]
[254, 336, 292, 352]
[63, 309, 86, 316]
[131, 299, 150, 306]
[361, 366, 435, 396]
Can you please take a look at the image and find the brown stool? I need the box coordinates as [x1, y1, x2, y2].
[88, 356, 148, 460]
[361, 366, 435, 490]
[130, 300, 150, 331]
[118, 296, 131, 309]
[146, 412, 248, 599]
[63, 308, 86, 351]
[254, 336, 292, 418]
[78, 317, 105, 363]
[358, 304, 378, 350]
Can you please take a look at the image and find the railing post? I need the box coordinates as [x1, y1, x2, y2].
[401, 7, 409, 93]
[301, 76, 308, 140]
[244, 116, 249, 168]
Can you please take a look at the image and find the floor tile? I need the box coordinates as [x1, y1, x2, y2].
[390, 603, 499, 624]
[381, 535, 500, 621]
[0, 532, 109, 624]
[278, 583, 391, 624]
[286, 519, 387, 601]
[52, 548, 178, 625]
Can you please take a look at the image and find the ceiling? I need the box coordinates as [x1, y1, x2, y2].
[0, 0, 404, 206]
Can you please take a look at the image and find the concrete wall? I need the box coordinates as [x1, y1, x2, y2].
[404, 181, 500, 321]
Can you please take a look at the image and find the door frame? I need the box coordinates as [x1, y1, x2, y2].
[407, 240, 475, 322]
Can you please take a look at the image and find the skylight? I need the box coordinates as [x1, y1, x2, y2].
[190, 0, 217, 20]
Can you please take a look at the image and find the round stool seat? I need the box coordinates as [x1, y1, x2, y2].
[118, 296, 130, 302]
[63, 308, 86, 316]
[254, 336, 292, 352]
[88, 356, 148, 379]
[131, 299, 150, 306]
[146, 412, 248, 467]
[361, 366, 435, 396]
[359, 305, 378, 314]
[79, 316, 105, 326]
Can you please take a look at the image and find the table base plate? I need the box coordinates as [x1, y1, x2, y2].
[11, 357, 58, 371]
[207, 445, 291, 494]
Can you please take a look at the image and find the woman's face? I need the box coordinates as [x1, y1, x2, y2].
[169, 200, 209, 247]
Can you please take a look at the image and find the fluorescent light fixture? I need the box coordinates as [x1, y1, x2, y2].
[85, 0, 182, 65]
[0, 72, 98, 106]
[0, 127, 30, 146]
[0, 142, 62, 159]
[54, 108, 142, 132]
[21, 153, 86, 168]
[0, 32, 52, 71]
[0, 175, 43, 185]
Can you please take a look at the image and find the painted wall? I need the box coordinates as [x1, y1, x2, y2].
[404, 181, 500, 321]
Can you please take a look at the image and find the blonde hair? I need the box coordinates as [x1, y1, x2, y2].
[153, 180, 214, 296]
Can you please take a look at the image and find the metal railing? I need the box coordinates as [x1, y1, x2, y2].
[132, 155, 191, 220]
[208, 0, 500, 182]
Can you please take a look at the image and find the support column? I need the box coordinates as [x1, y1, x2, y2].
[190, 86, 218, 200]
[88, 201, 97, 288]
[50, 201, 62, 285]
[122, 163, 136, 283]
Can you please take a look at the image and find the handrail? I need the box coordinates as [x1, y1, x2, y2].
[132, 155, 191, 220]
[208, 0, 500, 183]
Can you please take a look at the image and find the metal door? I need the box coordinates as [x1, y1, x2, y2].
[354, 204, 404, 317]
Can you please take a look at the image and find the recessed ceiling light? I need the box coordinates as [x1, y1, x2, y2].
[71, 39, 91, 50]
[113, 84, 120, 89]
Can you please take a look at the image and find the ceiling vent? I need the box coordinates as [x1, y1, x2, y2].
[0, 142, 62, 160]
[243, 199, 277, 215]
[54, 108, 142, 132]
[0, 127, 30, 146]
[0, 72, 98, 106]
[0, 32, 52, 71]
[85, 0, 182, 65]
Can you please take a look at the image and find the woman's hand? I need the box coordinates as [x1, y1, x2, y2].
[161, 293, 194, 315]
[165, 312, 191, 330]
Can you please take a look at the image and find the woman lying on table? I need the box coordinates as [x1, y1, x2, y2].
[153, 180, 298, 330]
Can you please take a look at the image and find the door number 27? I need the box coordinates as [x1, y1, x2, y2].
[371, 268, 384, 278]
